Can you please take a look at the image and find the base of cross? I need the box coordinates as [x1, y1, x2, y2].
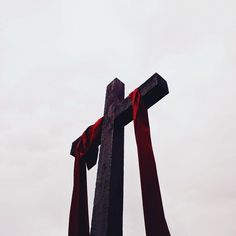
[69, 73, 171, 236]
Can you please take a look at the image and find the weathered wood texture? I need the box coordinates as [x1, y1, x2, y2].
[90, 79, 125, 236]
[90, 73, 169, 236]
[115, 73, 169, 126]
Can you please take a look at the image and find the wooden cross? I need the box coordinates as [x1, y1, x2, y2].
[88, 73, 169, 236]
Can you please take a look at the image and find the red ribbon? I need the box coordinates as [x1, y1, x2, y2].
[69, 89, 170, 236]
[69, 118, 103, 236]
[129, 89, 170, 236]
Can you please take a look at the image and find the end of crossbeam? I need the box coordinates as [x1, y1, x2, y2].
[115, 72, 169, 126]
[139, 72, 169, 109]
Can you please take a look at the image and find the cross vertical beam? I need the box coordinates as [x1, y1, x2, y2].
[91, 79, 125, 236]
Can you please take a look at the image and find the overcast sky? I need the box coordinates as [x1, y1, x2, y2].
[1, 0, 236, 235]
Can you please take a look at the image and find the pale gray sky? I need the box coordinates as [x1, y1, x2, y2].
[0, 0, 236, 235]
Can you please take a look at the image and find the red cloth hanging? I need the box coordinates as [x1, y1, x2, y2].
[68, 89, 170, 236]
[129, 89, 170, 236]
[69, 118, 103, 236]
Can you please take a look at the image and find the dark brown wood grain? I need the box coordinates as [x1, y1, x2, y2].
[90, 79, 125, 236]
[115, 73, 169, 126]
[89, 73, 169, 236]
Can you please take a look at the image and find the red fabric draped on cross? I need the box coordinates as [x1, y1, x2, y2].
[129, 89, 170, 236]
[68, 89, 170, 236]
[69, 118, 103, 236]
